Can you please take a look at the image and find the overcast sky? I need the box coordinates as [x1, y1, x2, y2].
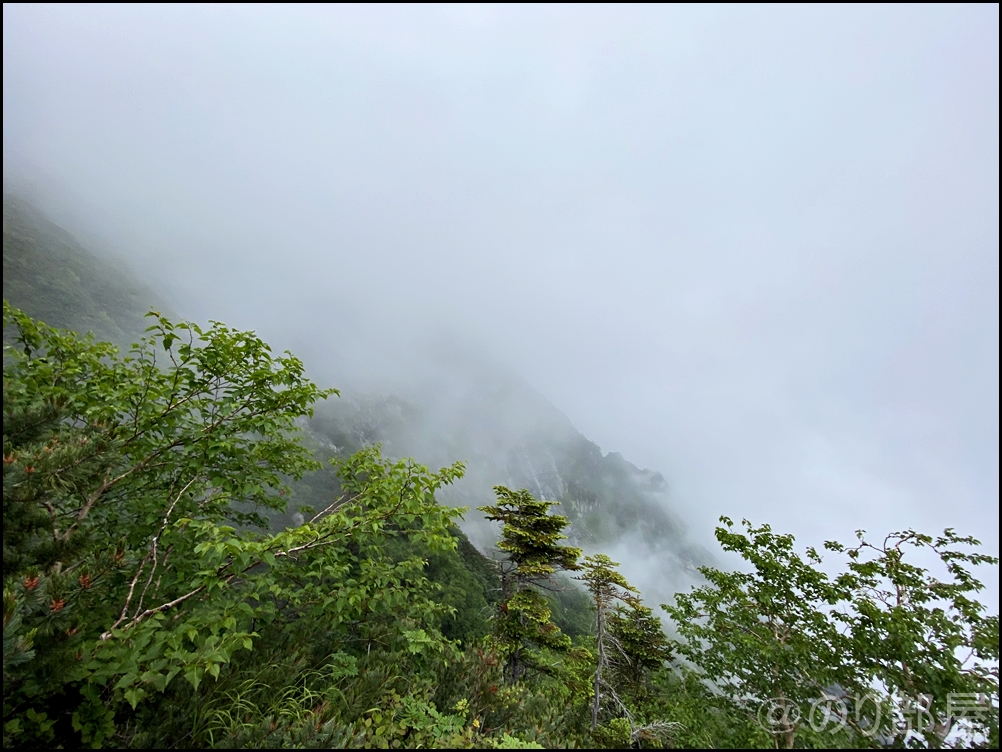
[4, 4, 998, 597]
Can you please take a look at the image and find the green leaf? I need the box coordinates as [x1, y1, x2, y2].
[124, 686, 146, 709]
[184, 667, 203, 690]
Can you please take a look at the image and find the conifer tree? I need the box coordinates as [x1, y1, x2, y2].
[2, 394, 111, 582]
[478, 486, 581, 684]
[607, 601, 672, 698]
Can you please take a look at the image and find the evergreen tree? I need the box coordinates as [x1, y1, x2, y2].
[607, 601, 672, 699]
[2, 394, 110, 582]
[478, 486, 581, 684]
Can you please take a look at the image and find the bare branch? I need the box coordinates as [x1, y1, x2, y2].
[101, 583, 208, 640]
[107, 476, 199, 632]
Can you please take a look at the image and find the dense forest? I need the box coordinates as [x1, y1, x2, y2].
[3, 197, 999, 748]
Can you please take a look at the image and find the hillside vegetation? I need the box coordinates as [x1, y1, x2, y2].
[3, 195, 169, 347]
[3, 197, 997, 748]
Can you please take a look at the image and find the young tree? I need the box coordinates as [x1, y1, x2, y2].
[663, 517, 1000, 749]
[827, 528, 999, 747]
[606, 601, 672, 700]
[478, 486, 581, 684]
[3, 304, 469, 747]
[577, 554, 639, 730]
[578, 555, 679, 749]
[662, 518, 852, 749]
[3, 302, 333, 743]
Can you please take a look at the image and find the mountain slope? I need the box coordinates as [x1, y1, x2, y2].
[3, 194, 169, 346]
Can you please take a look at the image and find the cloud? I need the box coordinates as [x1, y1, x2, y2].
[4, 4, 998, 604]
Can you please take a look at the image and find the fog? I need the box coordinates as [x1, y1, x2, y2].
[3, 5, 998, 602]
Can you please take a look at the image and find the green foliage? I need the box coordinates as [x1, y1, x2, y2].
[492, 731, 546, 748]
[2, 304, 469, 748]
[631, 666, 769, 749]
[544, 579, 594, 639]
[481, 486, 582, 579]
[4, 301, 333, 743]
[592, 716, 633, 748]
[662, 517, 999, 749]
[579, 554, 638, 612]
[607, 602, 672, 698]
[662, 518, 852, 748]
[827, 528, 1000, 747]
[578, 555, 679, 747]
[381, 527, 498, 644]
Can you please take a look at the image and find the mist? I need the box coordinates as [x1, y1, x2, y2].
[3, 5, 998, 603]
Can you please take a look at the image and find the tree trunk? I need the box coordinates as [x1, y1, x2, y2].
[592, 601, 605, 731]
